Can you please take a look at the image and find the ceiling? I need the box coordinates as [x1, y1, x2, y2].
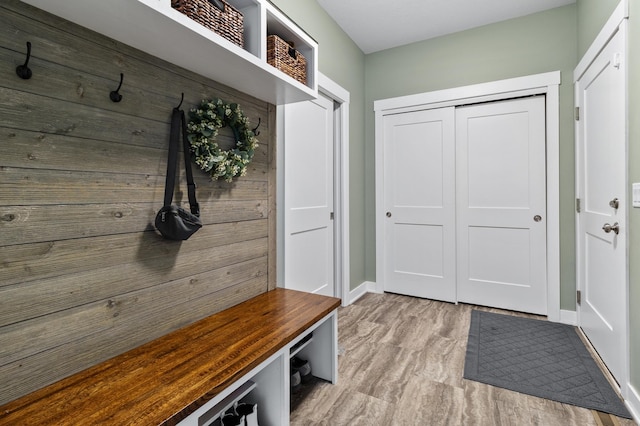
[316, 0, 576, 54]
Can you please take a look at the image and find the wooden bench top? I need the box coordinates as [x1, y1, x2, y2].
[0, 288, 341, 426]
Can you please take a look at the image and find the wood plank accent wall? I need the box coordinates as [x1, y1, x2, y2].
[0, 0, 277, 406]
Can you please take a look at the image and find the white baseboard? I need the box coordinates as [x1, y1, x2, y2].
[346, 281, 369, 305]
[559, 309, 577, 325]
[345, 281, 378, 305]
[366, 281, 382, 294]
[626, 383, 640, 423]
[348, 288, 581, 326]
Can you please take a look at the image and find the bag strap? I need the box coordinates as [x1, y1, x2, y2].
[162, 108, 181, 207]
[162, 108, 200, 216]
[180, 109, 200, 216]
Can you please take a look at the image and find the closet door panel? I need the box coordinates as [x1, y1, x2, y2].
[456, 97, 547, 315]
[382, 107, 456, 302]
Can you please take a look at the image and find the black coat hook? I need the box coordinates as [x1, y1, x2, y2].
[252, 117, 261, 136]
[110, 73, 124, 102]
[16, 41, 33, 80]
[176, 92, 184, 109]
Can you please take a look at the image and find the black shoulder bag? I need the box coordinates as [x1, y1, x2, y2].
[155, 107, 202, 240]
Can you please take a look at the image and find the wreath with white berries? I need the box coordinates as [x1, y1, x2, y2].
[187, 98, 258, 182]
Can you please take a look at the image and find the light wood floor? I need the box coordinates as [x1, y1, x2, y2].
[290, 292, 636, 426]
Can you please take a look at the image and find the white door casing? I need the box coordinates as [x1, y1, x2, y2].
[456, 97, 547, 315]
[382, 107, 456, 302]
[575, 21, 628, 386]
[283, 94, 335, 297]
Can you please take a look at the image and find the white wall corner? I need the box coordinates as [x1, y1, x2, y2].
[559, 309, 577, 326]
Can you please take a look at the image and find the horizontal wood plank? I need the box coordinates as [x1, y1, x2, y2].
[0, 87, 168, 147]
[0, 199, 268, 246]
[0, 275, 271, 407]
[0, 289, 341, 426]
[0, 165, 268, 205]
[1, 256, 268, 365]
[0, 51, 267, 149]
[0, 219, 267, 288]
[0, 237, 269, 327]
[1, 128, 168, 175]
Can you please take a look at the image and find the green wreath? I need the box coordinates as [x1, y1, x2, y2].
[187, 98, 259, 182]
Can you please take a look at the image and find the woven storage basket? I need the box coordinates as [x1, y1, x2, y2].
[267, 35, 307, 85]
[172, 0, 244, 48]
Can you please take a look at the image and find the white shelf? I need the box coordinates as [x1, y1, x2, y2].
[198, 380, 256, 426]
[20, 0, 318, 105]
[289, 336, 312, 358]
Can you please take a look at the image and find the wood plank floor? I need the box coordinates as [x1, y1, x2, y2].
[290, 292, 636, 426]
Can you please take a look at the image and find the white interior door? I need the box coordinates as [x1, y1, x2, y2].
[576, 27, 627, 384]
[456, 97, 547, 315]
[283, 95, 335, 297]
[382, 107, 456, 302]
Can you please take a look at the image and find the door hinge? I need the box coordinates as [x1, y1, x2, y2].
[575, 106, 580, 121]
[576, 290, 582, 305]
[576, 198, 581, 213]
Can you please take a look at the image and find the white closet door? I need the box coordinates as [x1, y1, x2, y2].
[382, 107, 456, 302]
[456, 97, 547, 314]
[284, 95, 335, 296]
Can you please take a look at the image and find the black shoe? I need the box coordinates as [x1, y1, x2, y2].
[221, 412, 244, 426]
[291, 356, 312, 383]
[290, 369, 302, 393]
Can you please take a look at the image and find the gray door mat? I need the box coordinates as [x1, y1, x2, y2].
[463, 310, 631, 419]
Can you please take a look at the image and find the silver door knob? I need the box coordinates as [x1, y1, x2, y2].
[602, 222, 620, 235]
[609, 198, 619, 209]
[533, 215, 542, 222]
[386, 212, 392, 218]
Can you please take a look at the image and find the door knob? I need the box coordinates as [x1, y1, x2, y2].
[533, 215, 542, 222]
[602, 222, 620, 235]
[386, 212, 392, 218]
[609, 198, 619, 209]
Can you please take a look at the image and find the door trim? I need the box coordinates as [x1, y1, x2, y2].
[574, 0, 628, 82]
[574, 0, 629, 401]
[277, 72, 351, 306]
[374, 71, 561, 321]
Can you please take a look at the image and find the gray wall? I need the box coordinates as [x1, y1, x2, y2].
[269, 0, 367, 290]
[577, 0, 620, 55]
[364, 5, 578, 308]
